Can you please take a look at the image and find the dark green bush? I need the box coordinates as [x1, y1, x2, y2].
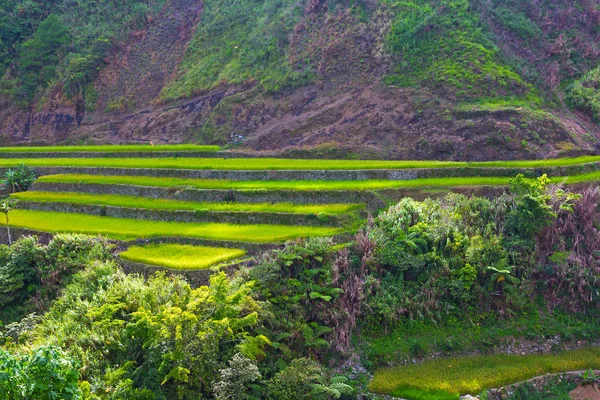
[0, 234, 111, 323]
[566, 66, 600, 122]
[3, 164, 37, 193]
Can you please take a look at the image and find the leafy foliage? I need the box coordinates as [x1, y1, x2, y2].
[566, 65, 600, 122]
[1, 0, 166, 106]
[267, 358, 353, 400]
[0, 346, 81, 400]
[3, 164, 36, 193]
[26, 263, 269, 398]
[0, 234, 111, 324]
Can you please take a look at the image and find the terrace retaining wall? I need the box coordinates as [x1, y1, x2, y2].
[118, 258, 254, 288]
[17, 201, 353, 227]
[32, 182, 508, 210]
[5, 161, 600, 181]
[0, 151, 263, 159]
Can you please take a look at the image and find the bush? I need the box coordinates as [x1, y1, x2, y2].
[29, 264, 268, 398]
[566, 66, 600, 122]
[0, 234, 111, 322]
[267, 358, 352, 400]
[0, 346, 81, 400]
[3, 164, 36, 193]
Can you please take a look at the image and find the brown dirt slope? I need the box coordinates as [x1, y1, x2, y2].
[0, 0, 598, 160]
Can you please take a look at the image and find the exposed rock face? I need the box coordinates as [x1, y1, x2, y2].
[0, 0, 598, 160]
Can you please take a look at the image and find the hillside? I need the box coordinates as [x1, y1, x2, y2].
[1, 149, 600, 398]
[0, 0, 599, 159]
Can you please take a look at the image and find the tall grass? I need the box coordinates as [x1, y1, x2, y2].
[7, 210, 343, 243]
[2, 155, 600, 170]
[119, 244, 247, 270]
[11, 191, 364, 215]
[369, 347, 600, 399]
[0, 145, 220, 153]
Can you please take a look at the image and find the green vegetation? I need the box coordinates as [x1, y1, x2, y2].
[7, 210, 343, 242]
[2, 258, 352, 399]
[505, 378, 577, 400]
[369, 347, 600, 398]
[119, 244, 247, 270]
[5, 155, 600, 170]
[0, 234, 111, 323]
[0, 144, 220, 153]
[366, 311, 600, 366]
[0, 0, 167, 106]
[383, 0, 534, 101]
[2, 164, 36, 193]
[566, 65, 600, 122]
[34, 171, 600, 191]
[11, 191, 364, 215]
[0, 346, 81, 400]
[37, 173, 510, 190]
[161, 0, 310, 101]
[1, 175, 600, 398]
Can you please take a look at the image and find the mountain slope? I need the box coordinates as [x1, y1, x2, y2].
[0, 0, 599, 160]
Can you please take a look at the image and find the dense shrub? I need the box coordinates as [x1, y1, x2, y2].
[566, 66, 600, 122]
[0, 234, 111, 323]
[0, 346, 81, 400]
[361, 175, 586, 331]
[267, 358, 352, 400]
[3, 164, 37, 193]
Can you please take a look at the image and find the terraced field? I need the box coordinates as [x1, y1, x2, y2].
[3, 145, 600, 397]
[4, 146, 600, 277]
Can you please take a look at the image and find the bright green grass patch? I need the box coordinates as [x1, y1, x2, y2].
[11, 191, 364, 215]
[38, 174, 514, 191]
[3, 156, 600, 170]
[36, 172, 600, 191]
[369, 347, 600, 399]
[8, 210, 342, 243]
[119, 244, 247, 270]
[0, 144, 220, 153]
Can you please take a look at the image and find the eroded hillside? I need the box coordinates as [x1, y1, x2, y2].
[0, 0, 599, 159]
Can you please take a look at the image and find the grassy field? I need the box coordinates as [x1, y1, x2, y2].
[369, 347, 600, 400]
[7, 210, 342, 242]
[0, 144, 220, 153]
[11, 191, 364, 215]
[3, 155, 600, 170]
[38, 174, 514, 190]
[119, 244, 247, 270]
[36, 173, 600, 191]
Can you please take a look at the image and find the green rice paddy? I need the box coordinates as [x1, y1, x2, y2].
[0, 144, 220, 153]
[119, 244, 247, 270]
[369, 347, 600, 399]
[8, 210, 343, 242]
[35, 172, 600, 191]
[11, 191, 364, 215]
[38, 174, 514, 190]
[3, 155, 600, 170]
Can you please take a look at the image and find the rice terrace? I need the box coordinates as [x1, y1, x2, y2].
[1, 143, 600, 399]
[2, 0, 600, 399]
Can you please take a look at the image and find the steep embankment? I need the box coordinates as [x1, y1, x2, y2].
[0, 0, 599, 159]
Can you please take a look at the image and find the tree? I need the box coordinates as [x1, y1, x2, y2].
[0, 198, 16, 245]
[16, 14, 68, 105]
[3, 164, 36, 193]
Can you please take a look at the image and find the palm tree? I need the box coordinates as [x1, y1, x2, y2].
[0, 199, 16, 245]
[3, 169, 18, 193]
[486, 265, 519, 295]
